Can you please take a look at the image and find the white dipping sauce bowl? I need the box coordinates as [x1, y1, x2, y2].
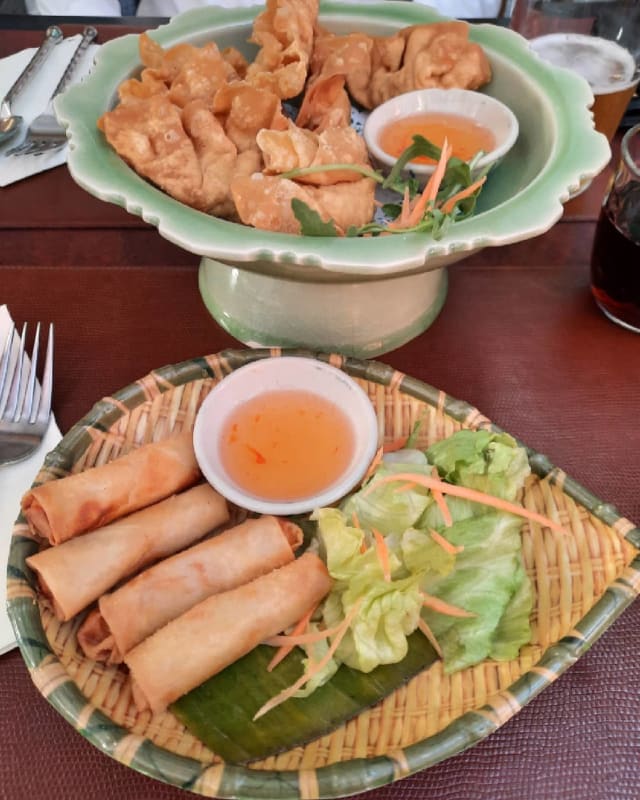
[193, 357, 379, 516]
[363, 88, 520, 184]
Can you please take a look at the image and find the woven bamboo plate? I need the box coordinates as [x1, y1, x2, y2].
[7, 349, 640, 799]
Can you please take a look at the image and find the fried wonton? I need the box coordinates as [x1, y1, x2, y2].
[245, 0, 319, 99]
[309, 28, 374, 109]
[180, 100, 240, 214]
[222, 47, 249, 78]
[118, 35, 239, 110]
[257, 121, 369, 185]
[296, 73, 352, 132]
[138, 33, 207, 83]
[310, 21, 491, 109]
[117, 69, 168, 105]
[212, 83, 288, 152]
[367, 22, 492, 107]
[98, 94, 247, 216]
[230, 174, 376, 235]
[167, 42, 231, 107]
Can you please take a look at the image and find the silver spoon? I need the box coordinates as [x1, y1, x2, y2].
[0, 26, 64, 146]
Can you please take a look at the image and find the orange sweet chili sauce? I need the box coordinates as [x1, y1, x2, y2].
[220, 389, 354, 501]
[379, 112, 495, 164]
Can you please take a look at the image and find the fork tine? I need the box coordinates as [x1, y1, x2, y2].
[20, 321, 41, 422]
[0, 323, 16, 416]
[35, 322, 54, 424]
[6, 141, 32, 157]
[4, 322, 28, 422]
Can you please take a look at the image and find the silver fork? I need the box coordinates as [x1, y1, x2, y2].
[7, 26, 97, 158]
[0, 322, 54, 465]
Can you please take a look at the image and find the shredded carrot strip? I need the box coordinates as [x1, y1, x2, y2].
[441, 175, 487, 215]
[386, 188, 412, 231]
[265, 620, 346, 646]
[417, 617, 443, 658]
[365, 471, 566, 534]
[398, 185, 412, 226]
[383, 436, 408, 453]
[429, 527, 464, 555]
[266, 605, 317, 672]
[253, 601, 361, 720]
[405, 139, 453, 227]
[386, 139, 453, 231]
[421, 592, 476, 618]
[394, 481, 418, 493]
[361, 445, 383, 484]
[430, 466, 453, 527]
[372, 527, 391, 581]
[350, 510, 368, 552]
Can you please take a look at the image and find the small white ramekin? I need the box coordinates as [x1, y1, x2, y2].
[193, 356, 379, 515]
[363, 87, 519, 184]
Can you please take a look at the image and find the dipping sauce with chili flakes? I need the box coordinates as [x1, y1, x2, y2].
[220, 389, 355, 502]
[379, 112, 496, 165]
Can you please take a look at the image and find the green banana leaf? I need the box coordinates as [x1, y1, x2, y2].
[171, 632, 438, 764]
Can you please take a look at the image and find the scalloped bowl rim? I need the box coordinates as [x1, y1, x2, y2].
[55, 2, 611, 276]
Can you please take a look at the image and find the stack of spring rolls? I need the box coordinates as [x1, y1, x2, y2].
[23, 432, 333, 714]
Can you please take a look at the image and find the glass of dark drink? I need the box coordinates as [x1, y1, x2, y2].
[590, 124, 640, 333]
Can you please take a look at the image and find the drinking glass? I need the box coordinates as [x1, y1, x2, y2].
[590, 123, 640, 332]
[509, 0, 640, 140]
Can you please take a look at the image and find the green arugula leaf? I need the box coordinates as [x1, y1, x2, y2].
[292, 199, 340, 237]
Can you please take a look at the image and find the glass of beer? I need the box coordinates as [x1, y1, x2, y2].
[590, 123, 640, 332]
[509, 1, 639, 140]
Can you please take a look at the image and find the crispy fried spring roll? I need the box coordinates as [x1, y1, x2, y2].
[126, 552, 333, 714]
[21, 433, 201, 545]
[78, 516, 303, 663]
[26, 484, 229, 622]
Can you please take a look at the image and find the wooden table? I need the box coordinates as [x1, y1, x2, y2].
[1, 21, 639, 800]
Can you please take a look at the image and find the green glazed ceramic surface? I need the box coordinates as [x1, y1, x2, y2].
[55, 2, 611, 278]
[197, 259, 449, 357]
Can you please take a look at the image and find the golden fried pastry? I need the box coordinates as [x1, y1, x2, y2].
[230, 174, 376, 234]
[118, 36, 240, 110]
[296, 73, 352, 131]
[245, 0, 318, 99]
[167, 42, 231, 107]
[221, 46, 249, 80]
[212, 83, 288, 152]
[98, 94, 202, 206]
[180, 100, 240, 213]
[117, 69, 168, 105]
[257, 121, 369, 185]
[138, 33, 207, 83]
[367, 22, 492, 107]
[310, 21, 491, 110]
[98, 94, 249, 216]
[307, 29, 373, 114]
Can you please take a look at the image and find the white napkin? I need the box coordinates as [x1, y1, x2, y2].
[0, 35, 99, 188]
[0, 305, 62, 655]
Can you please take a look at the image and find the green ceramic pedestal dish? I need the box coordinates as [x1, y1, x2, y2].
[55, 2, 610, 355]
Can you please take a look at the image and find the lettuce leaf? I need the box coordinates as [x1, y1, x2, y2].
[426, 430, 530, 502]
[420, 510, 532, 672]
[341, 460, 433, 535]
[307, 430, 534, 688]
